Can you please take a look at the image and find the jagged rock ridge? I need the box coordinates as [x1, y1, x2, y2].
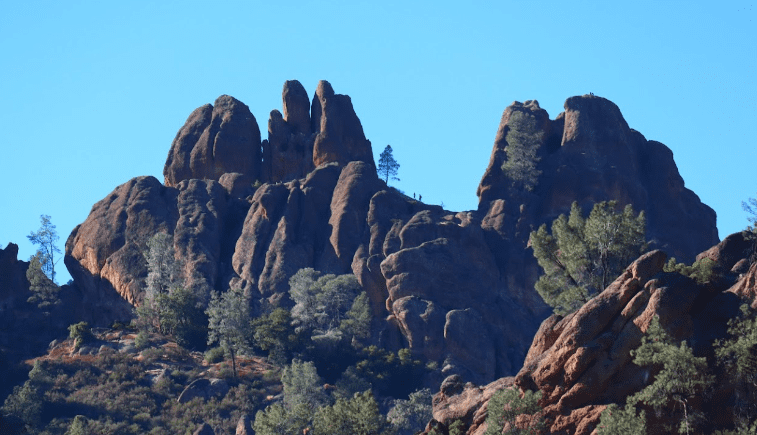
[65, 82, 718, 386]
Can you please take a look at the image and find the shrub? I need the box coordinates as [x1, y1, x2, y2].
[204, 346, 225, 364]
[597, 403, 646, 435]
[134, 330, 150, 350]
[68, 322, 95, 350]
[664, 257, 716, 284]
[483, 386, 544, 435]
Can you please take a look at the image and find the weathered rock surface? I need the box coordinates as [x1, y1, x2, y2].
[164, 95, 262, 188]
[177, 378, 230, 404]
[65, 84, 721, 388]
[429, 240, 753, 435]
[65, 176, 229, 323]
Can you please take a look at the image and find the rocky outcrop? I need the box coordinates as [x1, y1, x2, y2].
[0, 243, 28, 314]
[430, 239, 753, 435]
[65, 84, 721, 389]
[477, 95, 717, 263]
[64, 176, 231, 322]
[164, 95, 262, 188]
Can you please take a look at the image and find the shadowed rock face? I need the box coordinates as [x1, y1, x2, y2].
[65, 84, 720, 388]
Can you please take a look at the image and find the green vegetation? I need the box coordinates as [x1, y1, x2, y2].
[501, 110, 544, 192]
[597, 403, 646, 435]
[663, 257, 717, 284]
[27, 214, 61, 283]
[2, 349, 265, 434]
[67, 322, 94, 351]
[386, 388, 433, 435]
[715, 304, 757, 431]
[288, 268, 372, 350]
[600, 316, 714, 435]
[26, 252, 60, 312]
[206, 287, 252, 379]
[377, 144, 400, 185]
[483, 386, 544, 435]
[530, 201, 647, 315]
[136, 233, 208, 350]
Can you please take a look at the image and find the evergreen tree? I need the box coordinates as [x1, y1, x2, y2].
[377, 145, 400, 185]
[27, 214, 61, 283]
[501, 111, 544, 192]
[629, 316, 714, 434]
[530, 201, 647, 315]
[252, 307, 300, 364]
[288, 268, 367, 345]
[281, 359, 331, 411]
[596, 403, 646, 435]
[715, 304, 757, 429]
[206, 288, 251, 378]
[387, 388, 433, 435]
[483, 386, 544, 435]
[26, 252, 60, 312]
[312, 390, 391, 435]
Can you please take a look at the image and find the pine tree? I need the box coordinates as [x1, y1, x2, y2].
[377, 145, 400, 185]
[26, 252, 59, 311]
[206, 288, 251, 378]
[629, 316, 714, 434]
[501, 111, 544, 192]
[483, 386, 544, 435]
[530, 201, 647, 315]
[27, 214, 61, 283]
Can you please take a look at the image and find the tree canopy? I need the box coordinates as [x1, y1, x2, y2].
[530, 201, 647, 315]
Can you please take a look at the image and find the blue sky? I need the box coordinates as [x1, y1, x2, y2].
[1, 1, 755, 284]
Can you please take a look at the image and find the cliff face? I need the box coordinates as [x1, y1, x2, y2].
[64, 82, 719, 385]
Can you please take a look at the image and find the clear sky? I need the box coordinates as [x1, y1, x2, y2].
[1, 1, 755, 284]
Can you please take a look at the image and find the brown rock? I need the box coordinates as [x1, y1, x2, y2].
[431, 376, 513, 432]
[456, 242, 753, 434]
[65, 176, 229, 323]
[696, 231, 753, 271]
[164, 95, 261, 187]
[282, 79, 311, 136]
[311, 80, 374, 167]
[235, 413, 253, 435]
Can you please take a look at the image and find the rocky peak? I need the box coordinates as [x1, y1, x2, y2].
[311, 80, 374, 168]
[477, 93, 718, 263]
[164, 95, 262, 188]
[166, 80, 374, 188]
[282, 80, 310, 136]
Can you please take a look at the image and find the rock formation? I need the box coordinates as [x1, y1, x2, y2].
[65, 83, 719, 387]
[429, 234, 754, 434]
